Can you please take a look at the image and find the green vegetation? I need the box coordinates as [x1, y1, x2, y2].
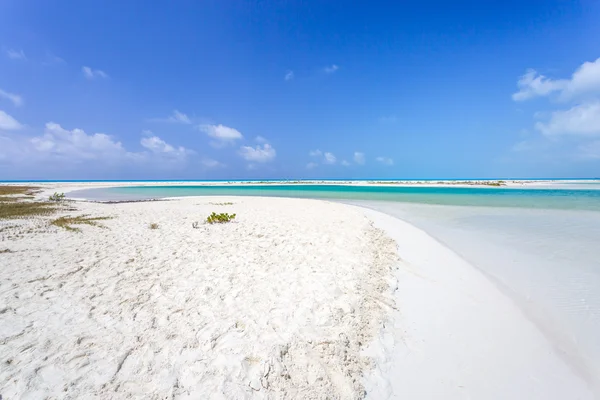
[0, 201, 58, 220]
[0, 186, 38, 196]
[49, 192, 66, 202]
[209, 202, 234, 206]
[206, 212, 236, 224]
[149, 223, 159, 229]
[51, 215, 111, 232]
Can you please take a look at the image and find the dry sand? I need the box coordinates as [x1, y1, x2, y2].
[1, 197, 398, 399]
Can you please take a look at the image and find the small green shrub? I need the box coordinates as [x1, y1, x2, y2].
[49, 192, 66, 202]
[206, 212, 236, 224]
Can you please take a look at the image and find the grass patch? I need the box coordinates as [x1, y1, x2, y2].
[0, 248, 14, 254]
[51, 215, 111, 232]
[0, 201, 58, 220]
[209, 202, 234, 206]
[206, 212, 236, 224]
[0, 186, 39, 196]
[149, 223, 159, 229]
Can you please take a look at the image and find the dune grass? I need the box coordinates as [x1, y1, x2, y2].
[0, 186, 39, 196]
[51, 215, 111, 232]
[0, 201, 59, 220]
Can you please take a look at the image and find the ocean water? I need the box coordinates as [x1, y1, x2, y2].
[71, 184, 600, 211]
[70, 183, 600, 390]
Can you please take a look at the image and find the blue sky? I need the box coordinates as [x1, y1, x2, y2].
[1, 0, 599, 180]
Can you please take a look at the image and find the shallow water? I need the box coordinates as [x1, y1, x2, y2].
[70, 183, 600, 390]
[71, 184, 600, 211]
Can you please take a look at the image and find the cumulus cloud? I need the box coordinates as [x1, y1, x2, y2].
[239, 143, 276, 163]
[535, 102, 600, 137]
[140, 133, 191, 159]
[324, 64, 339, 74]
[323, 152, 336, 164]
[0, 123, 192, 171]
[26, 122, 129, 162]
[199, 124, 244, 147]
[82, 66, 109, 80]
[5, 49, 26, 60]
[353, 151, 365, 165]
[309, 149, 337, 165]
[0, 89, 23, 107]
[513, 58, 600, 101]
[0, 110, 23, 130]
[285, 71, 294, 81]
[376, 156, 394, 166]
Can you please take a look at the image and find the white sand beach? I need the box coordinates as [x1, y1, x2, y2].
[0, 192, 596, 399]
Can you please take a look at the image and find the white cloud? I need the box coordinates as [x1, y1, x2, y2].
[513, 58, 600, 101]
[30, 122, 128, 160]
[306, 162, 318, 169]
[341, 160, 350, 166]
[535, 102, 600, 137]
[323, 152, 336, 164]
[0, 122, 196, 174]
[255, 135, 268, 143]
[239, 143, 276, 163]
[140, 134, 190, 159]
[82, 66, 109, 80]
[353, 151, 365, 165]
[6, 49, 26, 60]
[169, 110, 191, 124]
[0, 110, 23, 130]
[285, 70, 294, 81]
[199, 124, 243, 147]
[0, 89, 23, 107]
[309, 149, 337, 165]
[324, 64, 339, 74]
[376, 156, 394, 166]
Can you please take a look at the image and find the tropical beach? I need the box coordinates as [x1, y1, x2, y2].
[1, 181, 599, 398]
[3, 1, 600, 398]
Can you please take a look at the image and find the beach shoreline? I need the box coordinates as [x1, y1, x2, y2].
[1, 184, 597, 398]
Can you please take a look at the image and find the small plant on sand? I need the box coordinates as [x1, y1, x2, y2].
[209, 202, 234, 206]
[206, 212, 236, 224]
[149, 223, 159, 229]
[49, 192, 66, 202]
[51, 215, 111, 232]
[192, 221, 199, 229]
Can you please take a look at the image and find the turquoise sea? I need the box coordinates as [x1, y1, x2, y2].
[71, 183, 600, 211]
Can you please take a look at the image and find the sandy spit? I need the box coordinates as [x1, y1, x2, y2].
[0, 196, 398, 399]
